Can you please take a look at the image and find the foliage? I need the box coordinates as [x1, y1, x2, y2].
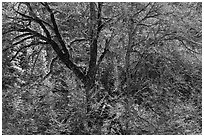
[2, 2, 202, 135]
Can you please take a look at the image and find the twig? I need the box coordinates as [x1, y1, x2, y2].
[41, 56, 58, 81]
[31, 46, 44, 74]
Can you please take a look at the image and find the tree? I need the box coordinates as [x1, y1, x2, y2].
[3, 2, 106, 113]
[2, 2, 202, 135]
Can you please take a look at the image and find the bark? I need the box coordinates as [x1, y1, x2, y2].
[124, 3, 134, 133]
[83, 2, 104, 132]
[113, 56, 120, 91]
[85, 2, 103, 113]
[87, 2, 103, 81]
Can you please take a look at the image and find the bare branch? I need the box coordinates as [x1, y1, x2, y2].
[69, 38, 87, 46]
[133, 2, 151, 18]
[164, 35, 202, 54]
[13, 32, 33, 41]
[38, 20, 52, 39]
[43, 2, 69, 56]
[10, 41, 48, 62]
[87, 2, 103, 78]
[179, 40, 201, 55]
[14, 4, 53, 38]
[4, 2, 87, 84]
[6, 15, 32, 22]
[136, 3, 161, 24]
[97, 38, 111, 65]
[12, 35, 35, 45]
[97, 2, 103, 33]
[41, 56, 58, 81]
[11, 26, 66, 62]
[16, 27, 50, 42]
[3, 23, 27, 35]
[31, 46, 44, 74]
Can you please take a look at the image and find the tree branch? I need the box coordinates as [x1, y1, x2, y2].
[15, 4, 53, 39]
[43, 2, 69, 55]
[40, 3, 87, 83]
[6, 2, 87, 84]
[14, 27, 49, 41]
[13, 32, 33, 41]
[133, 2, 151, 18]
[137, 3, 161, 24]
[10, 41, 48, 62]
[87, 2, 104, 78]
[41, 56, 58, 81]
[165, 35, 202, 54]
[31, 46, 44, 74]
[97, 33, 114, 66]
[69, 38, 87, 46]
[97, 2, 103, 33]
[12, 35, 35, 45]
[178, 39, 201, 55]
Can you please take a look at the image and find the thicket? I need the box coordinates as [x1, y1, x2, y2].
[2, 2, 202, 135]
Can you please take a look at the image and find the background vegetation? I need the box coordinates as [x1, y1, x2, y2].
[2, 2, 202, 135]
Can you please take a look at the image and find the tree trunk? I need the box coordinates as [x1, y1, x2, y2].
[124, 3, 134, 134]
[85, 2, 103, 114]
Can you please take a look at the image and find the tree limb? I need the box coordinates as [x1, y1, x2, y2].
[97, 2, 103, 33]
[97, 34, 114, 66]
[15, 4, 53, 39]
[178, 39, 201, 55]
[43, 2, 69, 55]
[41, 56, 58, 81]
[69, 38, 87, 46]
[13, 32, 33, 41]
[133, 2, 151, 18]
[87, 2, 104, 78]
[164, 35, 202, 54]
[10, 41, 48, 62]
[6, 2, 88, 84]
[12, 35, 35, 45]
[31, 46, 44, 74]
